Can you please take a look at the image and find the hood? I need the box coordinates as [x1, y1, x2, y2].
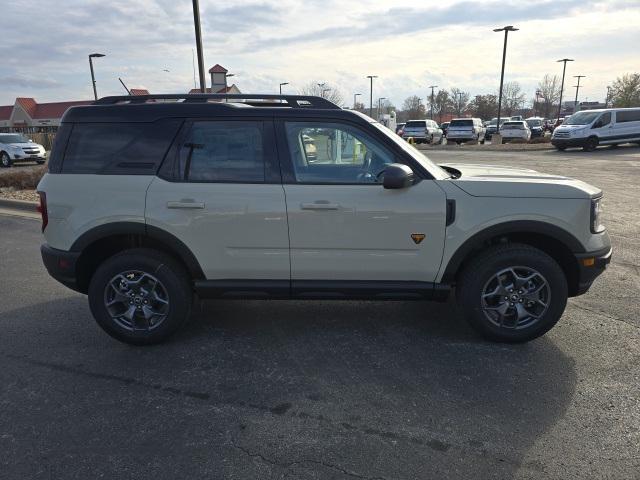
[440, 163, 601, 199]
[7, 142, 42, 149]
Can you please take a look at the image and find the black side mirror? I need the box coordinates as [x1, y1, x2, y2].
[383, 163, 414, 189]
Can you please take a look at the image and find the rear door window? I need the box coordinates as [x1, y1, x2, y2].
[615, 110, 640, 123]
[405, 121, 426, 128]
[449, 119, 473, 127]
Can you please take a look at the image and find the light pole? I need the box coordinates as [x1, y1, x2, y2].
[493, 25, 518, 133]
[428, 85, 438, 120]
[556, 58, 574, 119]
[456, 92, 464, 117]
[191, 0, 206, 93]
[573, 75, 585, 113]
[88, 53, 105, 101]
[353, 93, 361, 110]
[279, 82, 289, 95]
[606, 86, 612, 107]
[535, 89, 542, 116]
[377, 97, 386, 119]
[367, 75, 378, 118]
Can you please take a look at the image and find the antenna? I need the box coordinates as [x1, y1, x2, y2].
[118, 77, 131, 95]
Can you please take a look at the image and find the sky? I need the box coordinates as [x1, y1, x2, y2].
[1, 0, 639, 108]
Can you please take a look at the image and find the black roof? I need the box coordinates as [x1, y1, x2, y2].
[61, 94, 364, 123]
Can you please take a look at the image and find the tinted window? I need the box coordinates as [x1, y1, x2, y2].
[285, 122, 394, 184]
[62, 120, 181, 174]
[449, 119, 473, 127]
[616, 110, 640, 123]
[180, 121, 264, 182]
[405, 121, 426, 128]
[0, 134, 29, 143]
[593, 112, 611, 128]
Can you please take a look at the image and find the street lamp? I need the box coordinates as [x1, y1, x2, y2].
[493, 25, 518, 133]
[606, 85, 612, 107]
[377, 97, 386, 119]
[366, 75, 378, 118]
[556, 58, 574, 119]
[456, 92, 464, 116]
[191, 0, 206, 93]
[573, 75, 585, 113]
[279, 82, 289, 95]
[428, 85, 438, 120]
[88, 53, 105, 101]
[353, 93, 361, 110]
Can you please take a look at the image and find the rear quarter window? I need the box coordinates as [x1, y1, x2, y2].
[616, 110, 640, 123]
[61, 119, 182, 174]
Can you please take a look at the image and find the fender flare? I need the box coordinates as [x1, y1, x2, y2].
[440, 220, 584, 283]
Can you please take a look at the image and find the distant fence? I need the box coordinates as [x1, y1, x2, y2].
[28, 133, 57, 151]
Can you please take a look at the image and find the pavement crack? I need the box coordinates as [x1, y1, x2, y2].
[570, 302, 639, 330]
[230, 439, 389, 480]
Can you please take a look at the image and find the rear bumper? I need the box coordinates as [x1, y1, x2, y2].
[573, 246, 612, 295]
[41, 244, 82, 293]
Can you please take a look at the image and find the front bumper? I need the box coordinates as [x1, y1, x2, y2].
[41, 244, 82, 293]
[573, 246, 612, 295]
[551, 138, 586, 148]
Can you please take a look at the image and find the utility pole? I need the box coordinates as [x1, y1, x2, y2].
[353, 93, 361, 110]
[556, 58, 574, 120]
[573, 75, 585, 113]
[606, 86, 612, 107]
[456, 92, 464, 117]
[279, 82, 289, 96]
[493, 25, 518, 133]
[191, 0, 206, 93]
[377, 97, 386, 120]
[428, 85, 438, 120]
[366, 75, 378, 118]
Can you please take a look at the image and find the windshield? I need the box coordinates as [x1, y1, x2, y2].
[405, 121, 426, 128]
[565, 111, 601, 125]
[0, 134, 29, 143]
[369, 122, 449, 180]
[503, 122, 524, 129]
[449, 119, 473, 127]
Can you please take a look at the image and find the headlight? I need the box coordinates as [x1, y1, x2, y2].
[590, 197, 605, 233]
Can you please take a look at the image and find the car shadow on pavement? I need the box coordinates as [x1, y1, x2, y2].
[1, 296, 577, 479]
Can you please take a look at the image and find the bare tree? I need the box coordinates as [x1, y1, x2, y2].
[537, 74, 561, 118]
[450, 88, 470, 117]
[401, 95, 426, 121]
[299, 81, 345, 107]
[433, 90, 452, 123]
[501, 81, 527, 116]
[610, 73, 640, 107]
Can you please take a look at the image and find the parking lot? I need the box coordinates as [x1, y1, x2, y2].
[1, 145, 639, 479]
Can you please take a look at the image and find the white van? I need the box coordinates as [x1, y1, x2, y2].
[551, 108, 640, 151]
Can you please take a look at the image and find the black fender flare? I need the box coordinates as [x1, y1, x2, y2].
[440, 220, 584, 283]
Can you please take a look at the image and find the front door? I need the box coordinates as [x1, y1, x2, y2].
[279, 120, 447, 285]
[145, 119, 290, 280]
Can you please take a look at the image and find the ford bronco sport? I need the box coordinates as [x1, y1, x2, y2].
[37, 94, 611, 345]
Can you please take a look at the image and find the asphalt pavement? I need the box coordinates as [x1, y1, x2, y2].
[1, 145, 639, 479]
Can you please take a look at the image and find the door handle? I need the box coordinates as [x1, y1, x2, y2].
[167, 200, 205, 209]
[300, 201, 340, 210]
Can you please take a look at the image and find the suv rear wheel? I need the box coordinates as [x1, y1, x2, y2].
[457, 243, 568, 342]
[88, 248, 192, 345]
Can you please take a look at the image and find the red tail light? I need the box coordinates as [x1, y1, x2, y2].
[36, 191, 48, 232]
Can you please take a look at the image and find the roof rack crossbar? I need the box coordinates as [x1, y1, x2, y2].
[94, 94, 341, 109]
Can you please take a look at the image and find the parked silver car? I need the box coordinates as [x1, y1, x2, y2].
[401, 119, 443, 144]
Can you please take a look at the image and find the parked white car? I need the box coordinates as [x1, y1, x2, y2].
[446, 118, 486, 144]
[500, 121, 531, 143]
[552, 108, 640, 151]
[401, 119, 443, 144]
[0, 133, 46, 167]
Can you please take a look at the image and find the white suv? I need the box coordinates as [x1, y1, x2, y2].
[37, 94, 611, 345]
[401, 119, 443, 144]
[446, 118, 486, 144]
[0, 133, 47, 167]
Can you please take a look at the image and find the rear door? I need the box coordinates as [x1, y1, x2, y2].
[145, 118, 290, 280]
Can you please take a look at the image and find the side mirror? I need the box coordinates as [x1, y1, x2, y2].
[383, 163, 414, 189]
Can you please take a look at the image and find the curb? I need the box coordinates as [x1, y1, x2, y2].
[0, 197, 39, 212]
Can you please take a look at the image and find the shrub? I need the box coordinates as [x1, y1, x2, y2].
[0, 166, 47, 190]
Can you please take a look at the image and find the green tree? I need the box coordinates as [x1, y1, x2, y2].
[610, 73, 640, 107]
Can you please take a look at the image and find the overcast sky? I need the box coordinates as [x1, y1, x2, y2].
[1, 0, 639, 108]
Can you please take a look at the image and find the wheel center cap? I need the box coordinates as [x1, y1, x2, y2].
[511, 294, 519, 301]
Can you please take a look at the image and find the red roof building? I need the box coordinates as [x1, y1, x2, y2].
[0, 97, 92, 131]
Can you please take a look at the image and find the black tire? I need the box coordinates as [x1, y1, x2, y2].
[0, 152, 12, 168]
[88, 248, 192, 345]
[583, 136, 598, 152]
[456, 243, 568, 343]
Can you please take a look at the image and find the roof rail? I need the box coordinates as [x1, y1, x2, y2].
[93, 93, 341, 109]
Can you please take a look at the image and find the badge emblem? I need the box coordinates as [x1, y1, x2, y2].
[411, 233, 426, 244]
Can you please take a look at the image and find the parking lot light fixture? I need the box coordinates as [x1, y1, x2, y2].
[377, 97, 386, 119]
[428, 85, 438, 120]
[279, 82, 289, 96]
[493, 25, 518, 133]
[367, 75, 378, 118]
[556, 58, 574, 119]
[353, 93, 361, 110]
[88, 53, 105, 101]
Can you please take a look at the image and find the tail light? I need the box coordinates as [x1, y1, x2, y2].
[36, 191, 48, 232]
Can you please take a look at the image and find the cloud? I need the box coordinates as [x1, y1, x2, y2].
[0, 76, 62, 89]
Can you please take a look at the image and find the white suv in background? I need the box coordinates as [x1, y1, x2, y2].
[0, 133, 47, 167]
[401, 119, 443, 144]
[37, 94, 611, 346]
[500, 121, 532, 143]
[446, 118, 486, 144]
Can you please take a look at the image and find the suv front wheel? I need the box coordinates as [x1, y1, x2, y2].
[88, 248, 192, 345]
[457, 244, 568, 342]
